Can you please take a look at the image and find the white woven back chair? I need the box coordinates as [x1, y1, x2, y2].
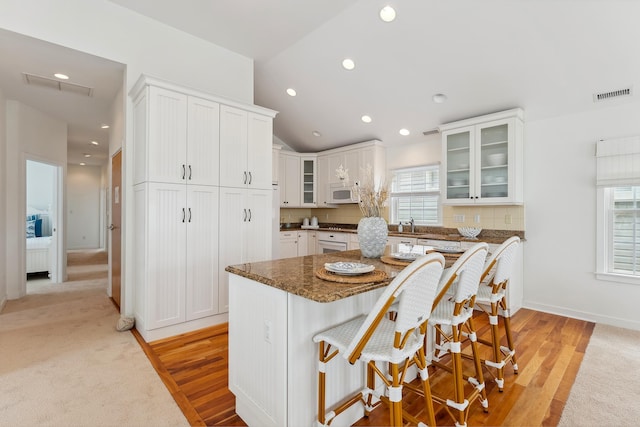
[313, 252, 445, 427]
[428, 242, 489, 427]
[474, 236, 520, 391]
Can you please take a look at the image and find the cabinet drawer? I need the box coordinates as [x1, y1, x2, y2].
[317, 231, 349, 243]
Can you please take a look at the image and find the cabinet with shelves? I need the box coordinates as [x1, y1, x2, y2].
[278, 152, 317, 207]
[440, 109, 523, 205]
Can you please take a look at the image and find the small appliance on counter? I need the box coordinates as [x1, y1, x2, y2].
[302, 216, 319, 229]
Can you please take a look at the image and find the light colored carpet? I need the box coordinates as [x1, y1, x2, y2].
[559, 323, 640, 426]
[0, 259, 190, 427]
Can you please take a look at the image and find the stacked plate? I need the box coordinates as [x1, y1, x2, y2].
[436, 246, 465, 254]
[390, 252, 422, 261]
[324, 262, 375, 275]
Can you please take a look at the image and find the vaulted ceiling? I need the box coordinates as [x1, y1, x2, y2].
[1, 0, 638, 165]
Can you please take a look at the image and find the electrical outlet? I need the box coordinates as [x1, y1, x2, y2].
[505, 214, 512, 224]
[264, 320, 272, 343]
[453, 214, 465, 223]
[474, 214, 481, 224]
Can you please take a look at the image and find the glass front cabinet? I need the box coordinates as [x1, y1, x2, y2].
[440, 108, 524, 205]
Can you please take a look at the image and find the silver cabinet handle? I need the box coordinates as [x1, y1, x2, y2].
[188, 208, 192, 222]
[243, 208, 247, 221]
[248, 171, 252, 184]
[182, 208, 186, 223]
[243, 171, 247, 184]
[248, 209, 252, 222]
[188, 165, 192, 180]
[108, 224, 117, 230]
[182, 164, 186, 180]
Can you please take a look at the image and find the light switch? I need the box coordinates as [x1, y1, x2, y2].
[453, 214, 465, 223]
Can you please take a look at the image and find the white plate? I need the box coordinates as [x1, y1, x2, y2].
[435, 246, 465, 254]
[391, 252, 421, 261]
[324, 262, 375, 275]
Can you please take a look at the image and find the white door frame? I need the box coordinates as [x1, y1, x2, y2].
[22, 154, 65, 291]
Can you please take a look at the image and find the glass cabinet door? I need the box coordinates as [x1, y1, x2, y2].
[445, 128, 473, 200]
[302, 158, 316, 205]
[478, 122, 509, 199]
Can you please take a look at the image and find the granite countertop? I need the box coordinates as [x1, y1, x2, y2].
[226, 250, 397, 303]
[280, 223, 524, 245]
[226, 247, 462, 304]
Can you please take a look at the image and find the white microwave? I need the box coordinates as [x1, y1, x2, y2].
[328, 182, 357, 204]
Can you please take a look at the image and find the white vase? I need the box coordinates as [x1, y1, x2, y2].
[357, 217, 388, 258]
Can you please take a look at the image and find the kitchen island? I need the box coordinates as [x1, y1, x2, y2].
[226, 249, 407, 427]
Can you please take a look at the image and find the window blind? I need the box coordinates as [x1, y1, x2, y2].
[390, 164, 440, 225]
[596, 136, 640, 187]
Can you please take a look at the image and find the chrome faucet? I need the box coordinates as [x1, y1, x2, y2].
[409, 217, 415, 233]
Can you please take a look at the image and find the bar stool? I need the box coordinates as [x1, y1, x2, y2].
[428, 242, 489, 427]
[313, 252, 445, 427]
[473, 236, 521, 391]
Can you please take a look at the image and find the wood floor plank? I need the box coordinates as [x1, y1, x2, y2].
[137, 307, 594, 427]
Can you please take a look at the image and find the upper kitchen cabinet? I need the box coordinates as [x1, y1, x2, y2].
[439, 108, 524, 205]
[220, 105, 274, 190]
[278, 152, 317, 207]
[132, 85, 220, 186]
[317, 140, 386, 202]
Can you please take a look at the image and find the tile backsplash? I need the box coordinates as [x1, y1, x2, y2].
[280, 204, 524, 231]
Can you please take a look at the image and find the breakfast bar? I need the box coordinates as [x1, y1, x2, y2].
[226, 249, 410, 427]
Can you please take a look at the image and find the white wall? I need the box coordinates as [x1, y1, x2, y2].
[26, 160, 54, 212]
[524, 100, 640, 329]
[385, 133, 441, 171]
[5, 101, 67, 298]
[0, 89, 7, 311]
[0, 0, 255, 314]
[67, 165, 102, 249]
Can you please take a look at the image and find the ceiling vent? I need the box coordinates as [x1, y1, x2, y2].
[22, 72, 93, 97]
[593, 86, 632, 103]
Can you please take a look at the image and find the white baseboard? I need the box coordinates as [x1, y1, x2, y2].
[523, 301, 640, 331]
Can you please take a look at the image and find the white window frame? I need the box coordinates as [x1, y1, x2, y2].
[596, 186, 640, 285]
[389, 164, 442, 227]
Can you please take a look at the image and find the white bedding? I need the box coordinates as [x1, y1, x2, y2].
[26, 236, 51, 274]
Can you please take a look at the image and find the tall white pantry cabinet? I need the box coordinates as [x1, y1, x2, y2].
[131, 75, 277, 342]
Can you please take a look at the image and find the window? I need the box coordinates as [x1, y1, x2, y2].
[390, 164, 441, 226]
[596, 136, 640, 284]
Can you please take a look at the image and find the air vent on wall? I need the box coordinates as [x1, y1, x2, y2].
[22, 72, 93, 97]
[593, 86, 632, 102]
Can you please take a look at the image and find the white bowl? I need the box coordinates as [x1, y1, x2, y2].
[486, 153, 507, 166]
[458, 227, 482, 239]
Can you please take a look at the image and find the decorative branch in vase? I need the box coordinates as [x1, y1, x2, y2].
[352, 164, 389, 258]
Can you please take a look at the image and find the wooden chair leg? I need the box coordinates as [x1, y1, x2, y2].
[500, 297, 518, 372]
[467, 316, 489, 412]
[317, 341, 327, 426]
[416, 347, 436, 426]
[489, 300, 505, 391]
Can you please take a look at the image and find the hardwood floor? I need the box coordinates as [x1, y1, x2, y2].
[134, 308, 594, 426]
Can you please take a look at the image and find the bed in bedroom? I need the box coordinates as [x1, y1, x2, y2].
[26, 210, 52, 275]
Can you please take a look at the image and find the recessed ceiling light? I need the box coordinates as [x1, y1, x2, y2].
[79, 162, 86, 166]
[379, 5, 396, 22]
[101, 124, 110, 129]
[361, 115, 372, 123]
[342, 58, 355, 71]
[432, 93, 448, 104]
[54, 73, 69, 80]
[84, 153, 91, 158]
[312, 131, 322, 137]
[399, 128, 410, 136]
[90, 141, 99, 146]
[286, 88, 297, 97]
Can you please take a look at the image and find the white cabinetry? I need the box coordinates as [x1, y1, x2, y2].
[439, 108, 524, 205]
[134, 183, 219, 331]
[220, 105, 273, 190]
[315, 140, 386, 206]
[279, 152, 301, 207]
[130, 75, 276, 341]
[278, 152, 317, 207]
[279, 231, 298, 259]
[387, 236, 417, 246]
[278, 230, 314, 259]
[133, 87, 220, 185]
[218, 187, 273, 312]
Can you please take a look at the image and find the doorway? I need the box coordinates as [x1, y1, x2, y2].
[110, 150, 122, 309]
[24, 157, 64, 293]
